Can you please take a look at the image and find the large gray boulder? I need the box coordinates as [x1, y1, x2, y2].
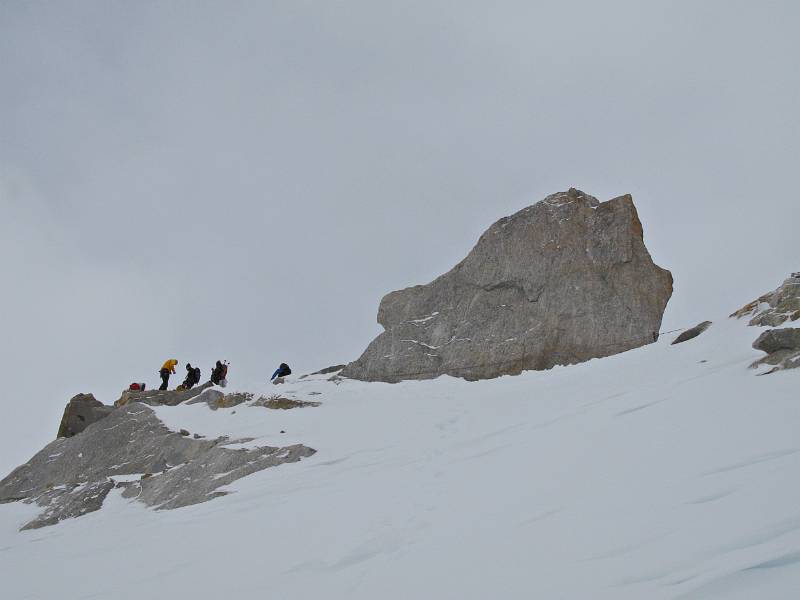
[753, 328, 800, 354]
[750, 328, 800, 373]
[0, 403, 315, 530]
[56, 393, 114, 438]
[342, 189, 673, 382]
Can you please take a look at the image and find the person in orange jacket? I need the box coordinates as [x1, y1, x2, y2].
[159, 359, 178, 390]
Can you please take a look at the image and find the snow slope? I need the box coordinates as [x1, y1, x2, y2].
[1, 316, 799, 599]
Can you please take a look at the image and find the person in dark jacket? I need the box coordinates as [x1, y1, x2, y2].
[271, 362, 291, 381]
[182, 363, 201, 390]
[211, 360, 228, 385]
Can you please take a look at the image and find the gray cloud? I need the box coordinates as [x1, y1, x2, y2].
[1, 0, 798, 473]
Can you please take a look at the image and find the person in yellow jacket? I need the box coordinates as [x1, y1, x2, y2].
[159, 359, 178, 390]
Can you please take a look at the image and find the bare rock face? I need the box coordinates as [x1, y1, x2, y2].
[0, 404, 315, 530]
[342, 189, 673, 382]
[731, 273, 800, 327]
[57, 393, 114, 438]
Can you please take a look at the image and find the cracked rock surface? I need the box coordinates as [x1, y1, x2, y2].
[0, 403, 315, 530]
[342, 189, 672, 382]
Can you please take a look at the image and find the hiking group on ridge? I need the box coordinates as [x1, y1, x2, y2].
[135, 359, 291, 393]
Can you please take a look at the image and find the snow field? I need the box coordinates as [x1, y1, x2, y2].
[1, 317, 798, 599]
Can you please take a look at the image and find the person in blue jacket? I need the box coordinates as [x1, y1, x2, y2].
[271, 362, 292, 380]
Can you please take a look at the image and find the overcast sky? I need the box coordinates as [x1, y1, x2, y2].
[1, 1, 797, 474]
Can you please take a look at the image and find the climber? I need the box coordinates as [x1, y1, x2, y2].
[181, 363, 201, 390]
[159, 359, 178, 390]
[211, 360, 228, 386]
[271, 362, 292, 381]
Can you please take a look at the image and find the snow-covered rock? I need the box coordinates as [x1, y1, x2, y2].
[731, 273, 800, 326]
[0, 403, 315, 530]
[730, 273, 800, 373]
[115, 380, 216, 407]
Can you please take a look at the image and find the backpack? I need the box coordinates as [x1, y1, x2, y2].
[129, 382, 146, 391]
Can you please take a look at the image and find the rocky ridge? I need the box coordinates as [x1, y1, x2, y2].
[1, 386, 318, 530]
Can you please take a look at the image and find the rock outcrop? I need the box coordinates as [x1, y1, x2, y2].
[751, 328, 800, 373]
[57, 393, 114, 438]
[187, 390, 249, 410]
[115, 381, 215, 407]
[672, 321, 712, 345]
[56, 383, 225, 439]
[0, 403, 316, 530]
[342, 189, 672, 382]
[731, 274, 800, 374]
[731, 273, 800, 326]
[252, 395, 322, 410]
